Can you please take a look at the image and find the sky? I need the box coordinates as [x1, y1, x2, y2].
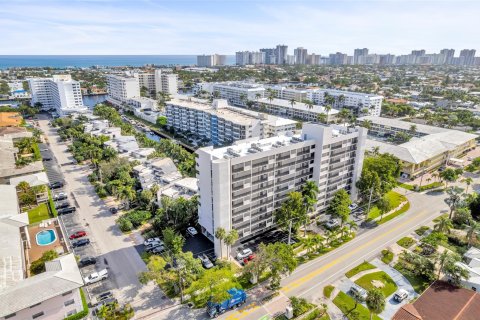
[0, 0, 479, 55]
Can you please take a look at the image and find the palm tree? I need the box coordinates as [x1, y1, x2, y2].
[466, 221, 479, 247]
[312, 234, 325, 252]
[462, 177, 473, 193]
[255, 92, 261, 102]
[224, 229, 239, 259]
[366, 289, 385, 320]
[432, 172, 439, 182]
[347, 220, 358, 234]
[436, 251, 450, 279]
[302, 181, 319, 237]
[338, 108, 351, 124]
[317, 113, 327, 124]
[289, 98, 296, 109]
[324, 105, 332, 123]
[434, 216, 453, 234]
[361, 119, 372, 130]
[409, 124, 417, 135]
[304, 236, 315, 254]
[117, 185, 136, 209]
[340, 226, 349, 238]
[16, 181, 31, 194]
[215, 227, 227, 258]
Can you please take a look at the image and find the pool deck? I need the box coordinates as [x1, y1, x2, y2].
[27, 220, 68, 262]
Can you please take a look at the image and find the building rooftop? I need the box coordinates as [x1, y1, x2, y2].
[258, 97, 340, 115]
[359, 115, 447, 135]
[0, 134, 44, 180]
[0, 112, 22, 127]
[9, 172, 49, 188]
[212, 82, 265, 90]
[393, 281, 480, 320]
[0, 254, 84, 317]
[169, 98, 297, 127]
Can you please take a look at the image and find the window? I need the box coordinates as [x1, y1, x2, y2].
[4, 313, 16, 319]
[30, 303, 41, 308]
[64, 299, 75, 307]
[62, 291, 73, 296]
[32, 312, 44, 319]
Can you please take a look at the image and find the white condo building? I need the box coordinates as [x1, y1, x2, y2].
[28, 75, 86, 116]
[106, 74, 140, 104]
[166, 98, 297, 145]
[196, 124, 367, 257]
[307, 89, 383, 116]
[134, 70, 178, 96]
[212, 82, 265, 107]
[257, 98, 339, 123]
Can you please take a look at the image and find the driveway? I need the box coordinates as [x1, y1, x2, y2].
[371, 258, 418, 319]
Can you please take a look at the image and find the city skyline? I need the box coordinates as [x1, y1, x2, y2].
[1, 0, 479, 55]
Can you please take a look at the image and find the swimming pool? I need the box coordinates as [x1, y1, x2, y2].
[36, 229, 57, 246]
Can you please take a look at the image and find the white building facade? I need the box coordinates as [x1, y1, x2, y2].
[28, 75, 86, 115]
[212, 82, 265, 107]
[307, 89, 383, 116]
[196, 124, 367, 257]
[166, 98, 297, 146]
[106, 74, 140, 104]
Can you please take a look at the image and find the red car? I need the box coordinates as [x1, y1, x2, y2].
[69, 231, 86, 240]
[242, 254, 256, 265]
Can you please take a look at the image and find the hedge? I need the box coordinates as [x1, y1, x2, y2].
[64, 289, 88, 320]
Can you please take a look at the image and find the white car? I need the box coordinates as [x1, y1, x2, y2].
[199, 254, 214, 269]
[84, 269, 108, 285]
[348, 203, 358, 211]
[143, 237, 161, 246]
[236, 248, 253, 260]
[187, 227, 198, 237]
[394, 289, 409, 302]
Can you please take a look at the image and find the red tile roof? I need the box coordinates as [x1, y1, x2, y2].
[392, 281, 480, 320]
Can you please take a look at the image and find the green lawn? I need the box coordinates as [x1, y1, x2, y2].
[415, 226, 430, 236]
[368, 191, 407, 220]
[345, 261, 376, 278]
[399, 182, 443, 192]
[397, 236, 416, 249]
[394, 262, 430, 293]
[354, 271, 398, 297]
[333, 291, 381, 320]
[28, 203, 51, 224]
[378, 201, 411, 225]
[324, 285, 335, 298]
[381, 249, 394, 264]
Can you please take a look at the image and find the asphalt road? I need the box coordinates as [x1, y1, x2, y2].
[37, 116, 174, 318]
[151, 189, 449, 320]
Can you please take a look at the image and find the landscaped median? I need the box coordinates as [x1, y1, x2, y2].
[399, 181, 443, 192]
[345, 261, 376, 278]
[367, 191, 411, 225]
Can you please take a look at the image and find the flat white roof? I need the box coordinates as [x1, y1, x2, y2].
[10, 172, 49, 188]
[258, 98, 340, 115]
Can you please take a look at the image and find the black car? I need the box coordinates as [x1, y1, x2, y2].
[109, 207, 118, 214]
[49, 181, 64, 189]
[42, 157, 53, 161]
[57, 207, 76, 215]
[96, 291, 113, 303]
[53, 193, 67, 201]
[55, 201, 70, 209]
[78, 256, 97, 267]
[72, 238, 90, 247]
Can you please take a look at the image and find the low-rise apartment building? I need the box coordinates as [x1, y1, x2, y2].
[196, 123, 366, 257]
[307, 89, 383, 116]
[0, 185, 84, 320]
[212, 82, 265, 107]
[358, 116, 477, 178]
[256, 98, 339, 123]
[166, 98, 297, 146]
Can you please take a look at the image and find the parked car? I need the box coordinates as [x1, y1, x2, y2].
[55, 201, 70, 209]
[143, 237, 162, 246]
[42, 157, 52, 161]
[187, 227, 198, 237]
[78, 256, 97, 267]
[53, 192, 67, 201]
[93, 297, 118, 315]
[350, 285, 368, 301]
[96, 291, 114, 303]
[57, 207, 76, 215]
[394, 289, 409, 302]
[325, 219, 340, 230]
[199, 254, 214, 269]
[242, 254, 256, 265]
[145, 242, 163, 252]
[109, 207, 118, 214]
[48, 181, 64, 189]
[69, 231, 87, 240]
[84, 269, 108, 285]
[150, 246, 165, 254]
[348, 203, 358, 211]
[236, 248, 253, 260]
[72, 238, 90, 248]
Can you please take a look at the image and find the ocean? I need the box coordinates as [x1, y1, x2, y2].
[0, 55, 235, 69]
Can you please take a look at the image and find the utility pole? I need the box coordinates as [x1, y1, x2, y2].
[366, 184, 374, 216]
[288, 220, 293, 245]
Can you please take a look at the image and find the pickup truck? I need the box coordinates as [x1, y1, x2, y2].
[206, 288, 247, 318]
[84, 269, 108, 285]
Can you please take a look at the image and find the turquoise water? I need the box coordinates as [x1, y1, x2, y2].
[0, 55, 235, 69]
[36, 229, 57, 246]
